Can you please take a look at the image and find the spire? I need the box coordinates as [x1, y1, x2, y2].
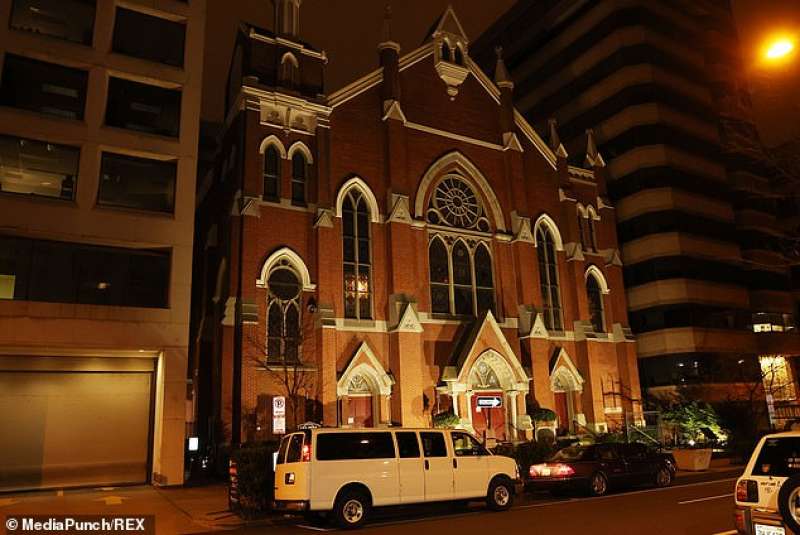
[548, 118, 568, 159]
[378, 3, 400, 52]
[425, 4, 469, 44]
[585, 128, 606, 168]
[494, 46, 513, 89]
[273, 0, 302, 37]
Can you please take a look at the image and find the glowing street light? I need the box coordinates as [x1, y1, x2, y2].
[764, 37, 795, 61]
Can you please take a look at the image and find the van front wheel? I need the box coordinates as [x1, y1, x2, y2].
[487, 478, 514, 511]
[333, 489, 371, 529]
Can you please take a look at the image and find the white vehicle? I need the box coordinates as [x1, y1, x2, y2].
[734, 431, 800, 534]
[273, 427, 520, 528]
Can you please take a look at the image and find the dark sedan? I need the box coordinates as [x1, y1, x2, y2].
[526, 442, 676, 497]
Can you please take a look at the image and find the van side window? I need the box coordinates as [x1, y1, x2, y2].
[451, 432, 487, 456]
[395, 432, 420, 458]
[286, 433, 304, 463]
[421, 432, 448, 457]
[316, 432, 395, 461]
[276, 435, 290, 465]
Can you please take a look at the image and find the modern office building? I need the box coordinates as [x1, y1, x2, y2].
[191, 1, 643, 448]
[474, 0, 800, 419]
[0, 0, 205, 490]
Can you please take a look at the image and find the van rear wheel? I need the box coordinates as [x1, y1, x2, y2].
[333, 489, 371, 529]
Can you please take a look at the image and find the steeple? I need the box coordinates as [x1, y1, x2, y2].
[272, 0, 302, 37]
[584, 128, 606, 168]
[379, 4, 401, 104]
[494, 46, 513, 89]
[548, 118, 568, 159]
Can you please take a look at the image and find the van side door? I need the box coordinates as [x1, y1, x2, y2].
[420, 431, 454, 501]
[450, 431, 489, 498]
[394, 431, 425, 503]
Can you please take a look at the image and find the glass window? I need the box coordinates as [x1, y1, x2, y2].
[537, 226, 563, 330]
[276, 435, 290, 465]
[595, 445, 620, 461]
[10, 0, 96, 45]
[342, 190, 371, 319]
[452, 241, 473, 315]
[316, 432, 395, 461]
[0, 54, 88, 120]
[451, 432, 487, 457]
[106, 77, 181, 137]
[474, 243, 494, 315]
[0, 235, 169, 308]
[112, 8, 185, 67]
[291, 152, 306, 204]
[266, 268, 302, 365]
[420, 432, 448, 457]
[578, 213, 587, 250]
[395, 432, 420, 458]
[429, 238, 450, 314]
[623, 443, 650, 461]
[587, 217, 597, 251]
[98, 152, 176, 213]
[263, 146, 280, 200]
[0, 135, 78, 200]
[286, 433, 304, 463]
[550, 446, 592, 462]
[587, 274, 605, 332]
[753, 437, 800, 477]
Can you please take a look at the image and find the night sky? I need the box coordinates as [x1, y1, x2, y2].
[202, 0, 800, 148]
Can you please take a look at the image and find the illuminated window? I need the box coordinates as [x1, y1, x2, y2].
[537, 226, 563, 330]
[760, 355, 796, 401]
[342, 189, 371, 319]
[266, 267, 301, 364]
[0, 135, 78, 200]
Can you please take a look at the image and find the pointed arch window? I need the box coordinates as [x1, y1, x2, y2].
[266, 267, 302, 364]
[587, 216, 597, 252]
[291, 152, 306, 204]
[577, 211, 587, 250]
[454, 46, 464, 65]
[427, 237, 495, 317]
[441, 42, 452, 62]
[343, 190, 371, 319]
[263, 146, 280, 200]
[280, 53, 299, 88]
[586, 273, 605, 333]
[536, 226, 563, 330]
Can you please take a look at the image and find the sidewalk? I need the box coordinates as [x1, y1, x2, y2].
[674, 457, 743, 482]
[0, 483, 250, 534]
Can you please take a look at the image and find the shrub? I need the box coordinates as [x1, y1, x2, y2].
[531, 407, 557, 422]
[229, 440, 279, 517]
[432, 410, 460, 428]
[663, 401, 726, 446]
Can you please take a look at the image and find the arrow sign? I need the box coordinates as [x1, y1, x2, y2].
[94, 496, 127, 505]
[476, 396, 502, 408]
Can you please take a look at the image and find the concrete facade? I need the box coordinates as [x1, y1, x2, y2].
[0, 0, 205, 487]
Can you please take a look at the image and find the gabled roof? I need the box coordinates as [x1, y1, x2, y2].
[424, 4, 469, 43]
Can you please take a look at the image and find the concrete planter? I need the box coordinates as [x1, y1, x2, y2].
[672, 448, 713, 471]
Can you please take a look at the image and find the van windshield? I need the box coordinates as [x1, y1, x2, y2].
[753, 437, 800, 477]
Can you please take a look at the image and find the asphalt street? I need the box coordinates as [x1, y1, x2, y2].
[221, 477, 741, 535]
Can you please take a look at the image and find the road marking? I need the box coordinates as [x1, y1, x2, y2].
[711, 531, 737, 535]
[520, 477, 739, 508]
[678, 493, 733, 505]
[297, 525, 333, 531]
[93, 496, 127, 505]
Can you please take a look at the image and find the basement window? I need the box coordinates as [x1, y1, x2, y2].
[106, 77, 181, 137]
[10, 0, 96, 45]
[0, 55, 88, 119]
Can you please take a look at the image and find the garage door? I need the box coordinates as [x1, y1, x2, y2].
[0, 356, 154, 492]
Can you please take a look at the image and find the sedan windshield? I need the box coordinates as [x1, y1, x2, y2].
[550, 446, 592, 462]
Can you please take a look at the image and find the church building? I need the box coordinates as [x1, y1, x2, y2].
[191, 0, 643, 445]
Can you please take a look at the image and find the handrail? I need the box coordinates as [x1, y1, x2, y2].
[629, 424, 661, 446]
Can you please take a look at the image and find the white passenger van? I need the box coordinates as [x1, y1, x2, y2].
[273, 428, 520, 528]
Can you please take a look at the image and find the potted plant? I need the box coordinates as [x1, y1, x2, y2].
[663, 401, 725, 471]
[531, 407, 557, 443]
[432, 410, 460, 429]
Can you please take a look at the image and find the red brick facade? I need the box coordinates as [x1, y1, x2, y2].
[202, 6, 643, 444]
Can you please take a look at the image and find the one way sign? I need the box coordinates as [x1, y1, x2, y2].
[476, 395, 502, 408]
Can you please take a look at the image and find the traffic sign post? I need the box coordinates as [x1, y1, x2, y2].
[273, 396, 286, 434]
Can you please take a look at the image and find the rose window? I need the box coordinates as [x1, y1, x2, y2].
[427, 176, 490, 231]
